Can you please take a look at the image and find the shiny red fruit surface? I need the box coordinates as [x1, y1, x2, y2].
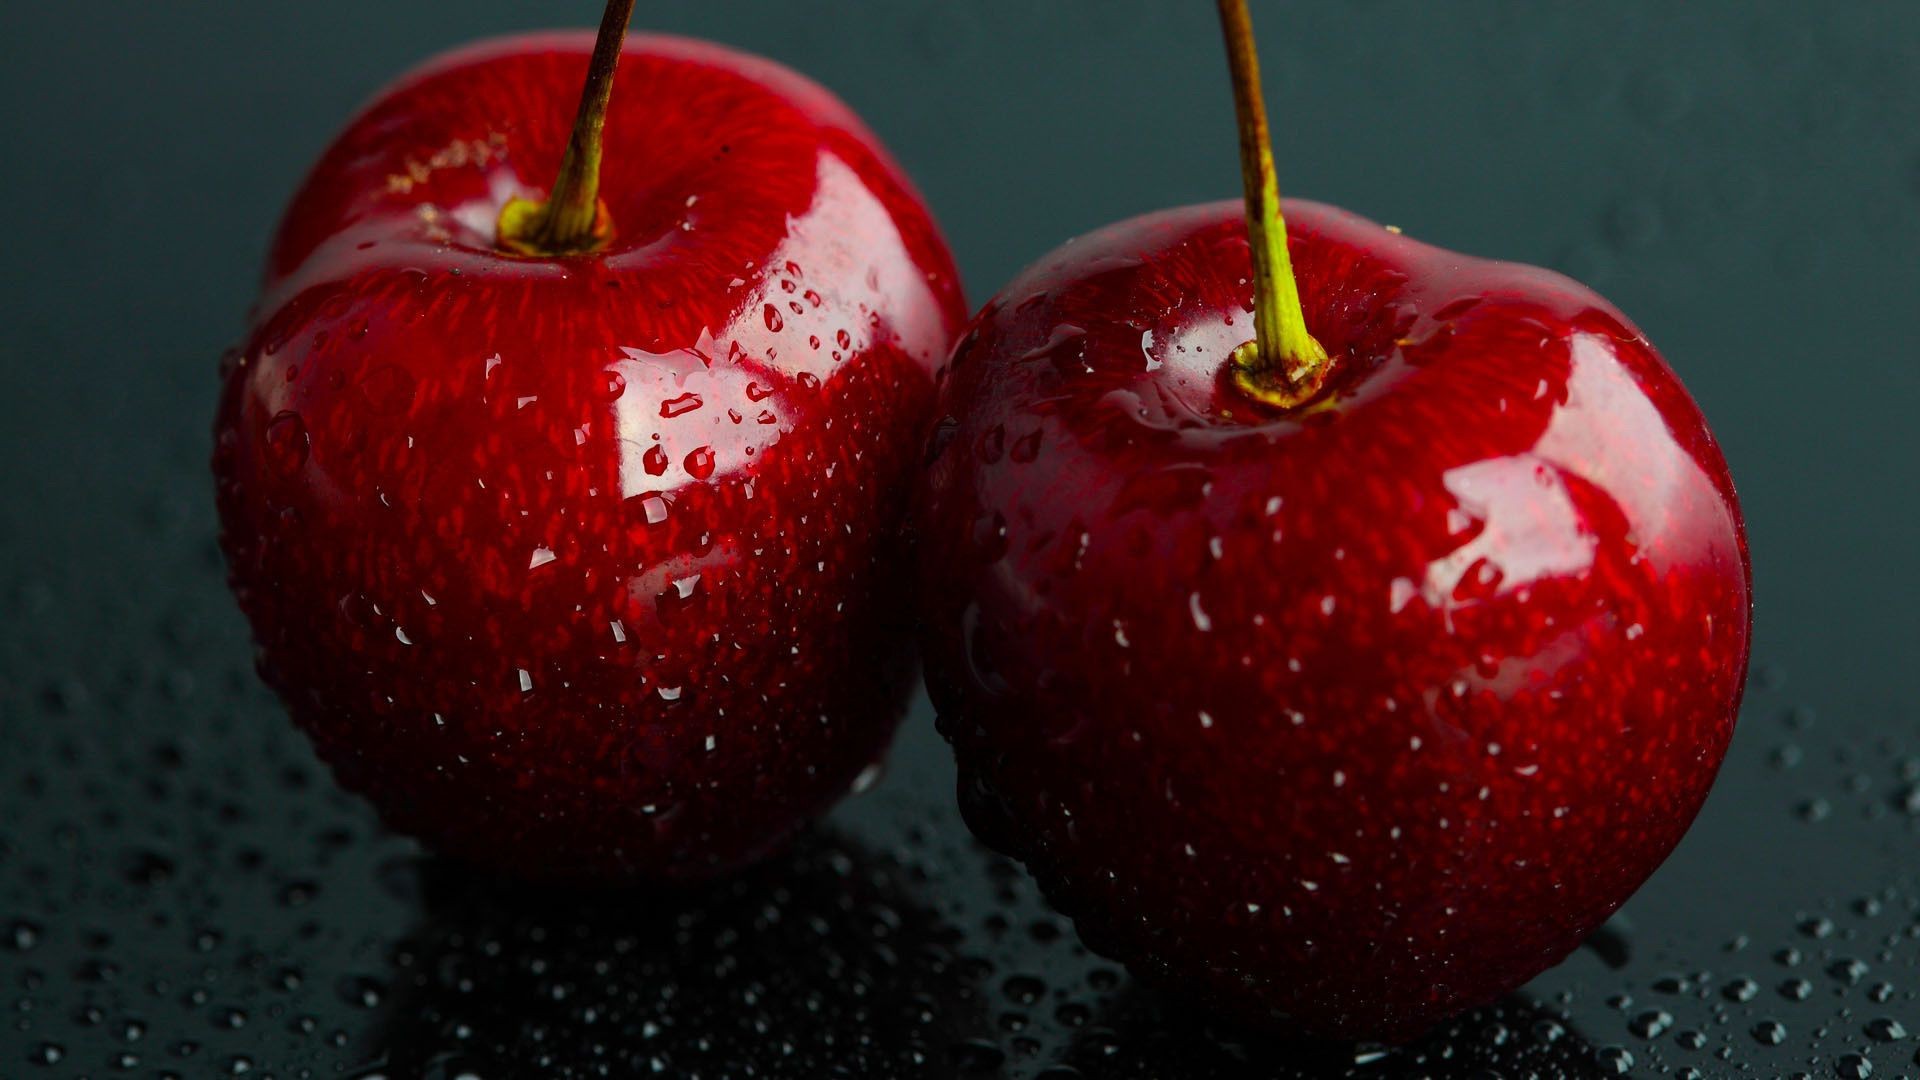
[213, 32, 965, 881]
[914, 199, 1750, 1040]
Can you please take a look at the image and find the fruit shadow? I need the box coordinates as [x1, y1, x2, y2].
[350, 827, 988, 1078]
[1056, 984, 1612, 1079]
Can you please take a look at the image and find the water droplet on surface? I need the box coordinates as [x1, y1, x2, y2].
[1630, 1009, 1674, 1038]
[7, 919, 41, 951]
[1835, 1053, 1873, 1079]
[1867, 1017, 1907, 1042]
[1751, 1019, 1788, 1045]
[1828, 957, 1869, 985]
[684, 446, 715, 480]
[1596, 1045, 1635, 1074]
[337, 975, 386, 1009]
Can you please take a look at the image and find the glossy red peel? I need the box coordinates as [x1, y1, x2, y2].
[215, 32, 965, 881]
[914, 199, 1750, 1040]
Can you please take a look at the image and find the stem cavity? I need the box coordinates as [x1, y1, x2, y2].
[496, 0, 638, 256]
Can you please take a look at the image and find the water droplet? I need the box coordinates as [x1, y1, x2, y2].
[660, 392, 703, 418]
[1188, 592, 1212, 632]
[762, 304, 783, 332]
[337, 975, 386, 1009]
[7, 919, 41, 951]
[1867, 1018, 1908, 1042]
[1630, 1009, 1674, 1039]
[1010, 430, 1042, 463]
[1829, 957, 1869, 985]
[1835, 1053, 1873, 1079]
[264, 411, 310, 476]
[1596, 1046, 1635, 1074]
[970, 511, 1008, 563]
[1003, 974, 1045, 1005]
[1751, 1019, 1787, 1046]
[684, 446, 715, 480]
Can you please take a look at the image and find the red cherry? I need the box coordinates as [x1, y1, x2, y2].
[913, 1, 1748, 1041]
[213, 10, 964, 881]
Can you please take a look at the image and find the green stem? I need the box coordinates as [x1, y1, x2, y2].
[496, 0, 637, 256]
[1217, 0, 1331, 409]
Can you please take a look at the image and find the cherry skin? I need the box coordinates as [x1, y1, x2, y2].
[914, 199, 1750, 1040]
[213, 32, 965, 882]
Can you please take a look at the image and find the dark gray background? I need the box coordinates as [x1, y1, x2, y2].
[1, 2, 1916, 1077]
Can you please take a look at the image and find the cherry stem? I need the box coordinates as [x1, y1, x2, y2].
[496, 0, 637, 256]
[1217, 0, 1330, 409]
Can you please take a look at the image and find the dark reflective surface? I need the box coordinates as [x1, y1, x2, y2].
[356, 834, 985, 1079]
[2, 2, 1918, 1077]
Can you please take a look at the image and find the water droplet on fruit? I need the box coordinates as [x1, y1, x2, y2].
[971, 512, 1009, 564]
[1010, 430, 1042, 463]
[1836, 1053, 1874, 1079]
[1018, 324, 1089, 374]
[643, 444, 670, 475]
[661, 393, 703, 418]
[763, 304, 783, 332]
[685, 446, 715, 480]
[264, 412, 309, 475]
[637, 493, 671, 524]
[977, 425, 1004, 463]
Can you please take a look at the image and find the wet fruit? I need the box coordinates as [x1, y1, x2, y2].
[913, 0, 1749, 1040]
[214, 4, 965, 881]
